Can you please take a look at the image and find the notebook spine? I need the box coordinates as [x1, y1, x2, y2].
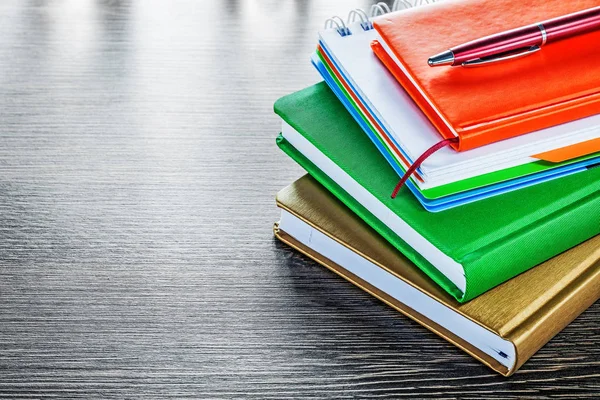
[324, 0, 438, 37]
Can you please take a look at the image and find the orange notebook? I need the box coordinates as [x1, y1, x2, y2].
[372, 0, 600, 153]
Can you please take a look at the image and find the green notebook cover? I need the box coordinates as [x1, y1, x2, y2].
[274, 82, 600, 302]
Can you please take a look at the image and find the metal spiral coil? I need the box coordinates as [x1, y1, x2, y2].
[324, 0, 439, 36]
[324, 16, 351, 36]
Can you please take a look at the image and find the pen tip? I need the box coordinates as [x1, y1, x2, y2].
[428, 50, 454, 67]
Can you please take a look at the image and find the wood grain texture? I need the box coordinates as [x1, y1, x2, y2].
[0, 0, 597, 398]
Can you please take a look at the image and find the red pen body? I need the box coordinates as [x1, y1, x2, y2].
[544, 6, 600, 41]
[429, 6, 600, 67]
[451, 25, 543, 66]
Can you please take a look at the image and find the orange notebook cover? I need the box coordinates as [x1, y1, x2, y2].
[372, 0, 600, 152]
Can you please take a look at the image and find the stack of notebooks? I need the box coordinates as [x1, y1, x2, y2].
[273, 0, 600, 376]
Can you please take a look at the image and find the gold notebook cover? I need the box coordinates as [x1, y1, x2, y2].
[274, 175, 600, 376]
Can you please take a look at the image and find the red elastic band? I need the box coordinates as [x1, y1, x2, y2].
[391, 138, 459, 199]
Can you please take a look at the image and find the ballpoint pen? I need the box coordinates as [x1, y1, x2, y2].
[428, 6, 600, 67]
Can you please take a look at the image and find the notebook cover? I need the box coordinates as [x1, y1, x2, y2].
[274, 83, 600, 302]
[372, 0, 600, 151]
[274, 175, 600, 376]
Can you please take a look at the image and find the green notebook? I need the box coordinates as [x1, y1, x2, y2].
[274, 82, 600, 302]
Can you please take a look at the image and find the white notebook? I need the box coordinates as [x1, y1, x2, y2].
[318, 0, 600, 186]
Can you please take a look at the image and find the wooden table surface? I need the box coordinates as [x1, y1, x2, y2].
[0, 0, 597, 398]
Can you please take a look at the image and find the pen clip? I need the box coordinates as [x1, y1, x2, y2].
[461, 45, 541, 67]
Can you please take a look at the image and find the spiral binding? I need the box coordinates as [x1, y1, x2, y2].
[324, 15, 352, 37]
[325, 0, 438, 36]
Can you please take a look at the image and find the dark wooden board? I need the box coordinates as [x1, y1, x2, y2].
[0, 1, 597, 398]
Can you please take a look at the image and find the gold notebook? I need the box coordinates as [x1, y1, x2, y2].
[274, 175, 600, 376]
